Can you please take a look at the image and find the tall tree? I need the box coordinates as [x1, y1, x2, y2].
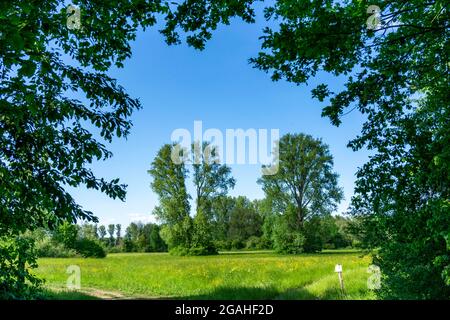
[149, 144, 191, 251]
[149, 142, 235, 254]
[259, 133, 344, 227]
[98, 225, 107, 240]
[115, 224, 122, 246]
[192, 142, 236, 216]
[190, 142, 235, 254]
[79, 224, 98, 240]
[107, 224, 115, 246]
[259, 133, 344, 253]
[122, 222, 167, 253]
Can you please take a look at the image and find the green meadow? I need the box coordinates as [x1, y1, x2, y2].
[35, 250, 375, 300]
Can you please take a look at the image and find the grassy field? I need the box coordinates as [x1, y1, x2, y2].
[35, 250, 375, 300]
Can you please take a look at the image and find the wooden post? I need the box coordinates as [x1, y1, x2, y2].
[335, 264, 345, 297]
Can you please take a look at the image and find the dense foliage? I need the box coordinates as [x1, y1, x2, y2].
[27, 221, 167, 257]
[123, 222, 167, 253]
[149, 143, 234, 255]
[259, 133, 344, 253]
[27, 223, 106, 258]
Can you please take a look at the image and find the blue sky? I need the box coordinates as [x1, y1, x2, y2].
[70, 12, 370, 227]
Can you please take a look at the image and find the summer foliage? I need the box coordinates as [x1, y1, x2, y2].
[149, 142, 235, 255]
[0, 0, 448, 299]
[259, 134, 344, 254]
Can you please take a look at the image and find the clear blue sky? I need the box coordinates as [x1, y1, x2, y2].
[69, 11, 370, 227]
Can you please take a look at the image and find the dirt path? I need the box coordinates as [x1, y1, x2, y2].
[47, 286, 173, 300]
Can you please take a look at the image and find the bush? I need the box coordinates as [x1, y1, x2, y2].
[35, 237, 77, 258]
[169, 246, 191, 256]
[231, 239, 244, 250]
[107, 245, 124, 254]
[213, 240, 232, 251]
[272, 218, 305, 254]
[74, 239, 106, 258]
[351, 239, 362, 248]
[323, 243, 336, 250]
[169, 244, 218, 256]
[189, 245, 218, 256]
[0, 236, 43, 299]
[273, 232, 305, 254]
[245, 236, 265, 250]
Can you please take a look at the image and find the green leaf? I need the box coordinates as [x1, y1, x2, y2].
[19, 60, 36, 77]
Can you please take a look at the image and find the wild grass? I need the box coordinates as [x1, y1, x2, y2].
[35, 250, 375, 300]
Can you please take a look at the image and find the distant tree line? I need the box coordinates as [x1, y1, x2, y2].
[123, 222, 167, 253]
[27, 221, 167, 258]
[27, 223, 106, 258]
[29, 202, 356, 259]
[209, 195, 355, 252]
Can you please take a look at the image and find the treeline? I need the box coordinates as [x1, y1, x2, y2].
[29, 199, 355, 258]
[122, 222, 167, 252]
[28, 222, 167, 258]
[209, 196, 355, 252]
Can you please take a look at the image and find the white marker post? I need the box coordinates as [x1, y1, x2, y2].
[335, 264, 345, 297]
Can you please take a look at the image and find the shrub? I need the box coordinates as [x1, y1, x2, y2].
[351, 239, 362, 248]
[245, 236, 265, 250]
[107, 245, 124, 254]
[169, 246, 191, 256]
[214, 240, 232, 251]
[189, 245, 218, 256]
[272, 218, 305, 254]
[74, 239, 106, 258]
[0, 236, 43, 299]
[323, 243, 336, 250]
[273, 232, 305, 254]
[231, 239, 244, 250]
[35, 237, 77, 258]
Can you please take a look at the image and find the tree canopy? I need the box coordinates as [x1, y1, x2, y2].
[259, 133, 344, 226]
[259, 133, 344, 253]
[149, 142, 234, 255]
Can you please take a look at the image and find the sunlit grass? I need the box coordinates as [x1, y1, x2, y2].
[35, 250, 375, 300]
